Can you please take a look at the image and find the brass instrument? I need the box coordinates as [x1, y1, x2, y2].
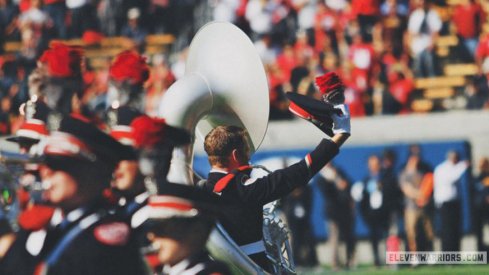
[158, 22, 295, 274]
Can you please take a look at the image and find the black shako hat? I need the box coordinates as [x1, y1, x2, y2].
[43, 115, 136, 167]
[285, 92, 342, 137]
[145, 183, 218, 220]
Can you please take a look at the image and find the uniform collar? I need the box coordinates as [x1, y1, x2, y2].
[162, 258, 190, 275]
[210, 167, 228, 174]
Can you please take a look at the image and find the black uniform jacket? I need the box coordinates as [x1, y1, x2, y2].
[203, 139, 339, 247]
[160, 251, 231, 275]
[0, 201, 147, 275]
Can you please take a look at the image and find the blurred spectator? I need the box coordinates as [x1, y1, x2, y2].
[18, 0, 50, 28]
[17, 0, 52, 50]
[381, 149, 403, 233]
[0, 59, 17, 96]
[314, 2, 339, 55]
[282, 185, 317, 267]
[407, 0, 442, 77]
[98, 0, 124, 36]
[407, 144, 433, 174]
[473, 157, 489, 254]
[121, 7, 148, 50]
[213, 0, 239, 23]
[276, 44, 297, 84]
[351, 0, 380, 43]
[399, 154, 434, 253]
[0, 0, 20, 53]
[433, 150, 469, 252]
[359, 155, 389, 266]
[317, 163, 355, 270]
[475, 31, 489, 76]
[294, 0, 315, 44]
[254, 33, 277, 65]
[347, 31, 376, 95]
[245, 0, 272, 41]
[43, 0, 66, 39]
[388, 71, 414, 113]
[149, 0, 173, 34]
[452, 0, 485, 62]
[464, 74, 489, 110]
[379, 0, 408, 55]
[66, 0, 99, 38]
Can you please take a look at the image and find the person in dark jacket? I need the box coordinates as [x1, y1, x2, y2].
[282, 185, 318, 267]
[359, 155, 389, 267]
[202, 101, 351, 271]
[317, 163, 355, 269]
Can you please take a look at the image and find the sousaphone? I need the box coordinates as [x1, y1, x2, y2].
[158, 22, 273, 274]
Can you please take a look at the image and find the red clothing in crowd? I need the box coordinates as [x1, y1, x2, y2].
[294, 36, 314, 59]
[476, 34, 489, 60]
[314, 4, 338, 53]
[351, 0, 380, 16]
[453, 2, 485, 39]
[348, 42, 376, 92]
[389, 77, 414, 109]
[43, 0, 65, 4]
[19, 0, 31, 12]
[276, 46, 297, 82]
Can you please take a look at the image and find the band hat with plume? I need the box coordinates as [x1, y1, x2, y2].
[108, 107, 144, 146]
[43, 116, 136, 165]
[286, 72, 346, 137]
[130, 115, 191, 149]
[109, 51, 150, 85]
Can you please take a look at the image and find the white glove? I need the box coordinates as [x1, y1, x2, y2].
[331, 104, 351, 135]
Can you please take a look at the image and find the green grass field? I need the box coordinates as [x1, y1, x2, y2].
[297, 264, 489, 275]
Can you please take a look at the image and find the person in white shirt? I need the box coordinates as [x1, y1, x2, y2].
[407, 0, 442, 77]
[433, 150, 470, 252]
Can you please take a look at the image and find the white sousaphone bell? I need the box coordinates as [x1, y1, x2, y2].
[158, 22, 273, 274]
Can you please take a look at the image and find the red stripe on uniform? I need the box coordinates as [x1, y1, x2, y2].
[213, 174, 235, 193]
[305, 154, 312, 168]
[213, 165, 253, 193]
[149, 202, 194, 211]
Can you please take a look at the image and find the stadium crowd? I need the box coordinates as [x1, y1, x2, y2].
[2, 0, 489, 136]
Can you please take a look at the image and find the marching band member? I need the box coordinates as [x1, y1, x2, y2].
[109, 110, 190, 229]
[202, 72, 351, 270]
[0, 117, 147, 275]
[144, 183, 231, 275]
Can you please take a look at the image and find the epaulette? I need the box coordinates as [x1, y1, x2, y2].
[93, 221, 129, 246]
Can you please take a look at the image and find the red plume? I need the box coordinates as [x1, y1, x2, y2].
[130, 115, 167, 149]
[314, 72, 345, 95]
[109, 51, 150, 85]
[18, 205, 55, 231]
[39, 42, 83, 78]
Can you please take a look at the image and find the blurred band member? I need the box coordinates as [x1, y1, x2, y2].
[144, 183, 231, 275]
[107, 50, 149, 113]
[0, 117, 147, 275]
